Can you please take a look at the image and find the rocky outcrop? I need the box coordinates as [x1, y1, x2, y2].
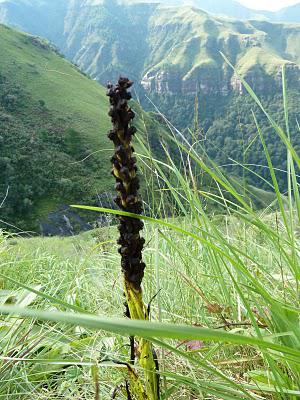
[141, 70, 182, 93]
[1, 2, 300, 99]
[230, 63, 300, 95]
[142, 62, 300, 96]
[39, 192, 116, 236]
[141, 64, 226, 95]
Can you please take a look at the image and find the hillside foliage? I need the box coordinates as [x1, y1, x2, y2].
[0, 25, 164, 231]
[147, 88, 300, 191]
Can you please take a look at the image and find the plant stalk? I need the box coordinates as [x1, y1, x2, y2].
[107, 77, 159, 400]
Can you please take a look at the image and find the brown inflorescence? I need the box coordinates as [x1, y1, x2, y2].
[107, 77, 146, 289]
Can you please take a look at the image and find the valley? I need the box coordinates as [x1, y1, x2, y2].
[1, 1, 300, 92]
[0, 23, 164, 233]
[1, 2, 299, 191]
[0, 1, 300, 399]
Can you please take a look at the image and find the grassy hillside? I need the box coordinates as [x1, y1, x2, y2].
[1, 3, 300, 230]
[121, 0, 300, 22]
[1, 1, 300, 87]
[1, 107, 300, 396]
[0, 23, 109, 145]
[0, 24, 164, 233]
[141, 7, 300, 91]
[2, 0, 300, 27]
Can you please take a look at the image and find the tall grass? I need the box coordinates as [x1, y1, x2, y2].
[0, 67, 300, 398]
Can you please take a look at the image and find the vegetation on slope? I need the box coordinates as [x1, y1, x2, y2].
[0, 24, 165, 232]
[0, 3, 299, 397]
[1, 1, 300, 195]
[148, 89, 300, 191]
[1, 77, 300, 397]
[124, 0, 300, 22]
[0, 24, 110, 231]
[1, 2, 300, 85]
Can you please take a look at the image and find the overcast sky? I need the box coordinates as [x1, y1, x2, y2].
[238, 0, 299, 11]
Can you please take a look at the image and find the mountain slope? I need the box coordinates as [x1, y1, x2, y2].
[0, 24, 163, 233]
[0, 23, 109, 143]
[1, 2, 300, 210]
[270, 3, 300, 22]
[123, 0, 266, 20]
[124, 0, 300, 22]
[1, 1, 299, 95]
[140, 7, 300, 95]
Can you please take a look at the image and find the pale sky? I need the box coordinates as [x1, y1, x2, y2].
[238, 0, 300, 11]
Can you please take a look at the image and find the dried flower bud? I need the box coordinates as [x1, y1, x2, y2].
[107, 78, 145, 288]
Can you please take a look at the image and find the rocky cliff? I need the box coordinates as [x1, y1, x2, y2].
[140, 9, 300, 96]
[1, 2, 299, 97]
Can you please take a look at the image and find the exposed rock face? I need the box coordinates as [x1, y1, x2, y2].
[229, 63, 300, 95]
[141, 64, 300, 96]
[40, 205, 91, 237]
[230, 75, 243, 94]
[1, 1, 300, 98]
[142, 66, 228, 95]
[141, 70, 182, 93]
[40, 192, 116, 236]
[139, 11, 299, 97]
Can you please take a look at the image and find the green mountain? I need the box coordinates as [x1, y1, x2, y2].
[1, 0, 300, 31]
[1, 1, 299, 93]
[139, 8, 300, 95]
[0, 23, 163, 234]
[123, 1, 300, 22]
[2, 1, 298, 117]
[1, 1, 300, 212]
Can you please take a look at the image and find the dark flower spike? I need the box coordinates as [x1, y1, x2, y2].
[107, 77, 146, 288]
[107, 77, 160, 399]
